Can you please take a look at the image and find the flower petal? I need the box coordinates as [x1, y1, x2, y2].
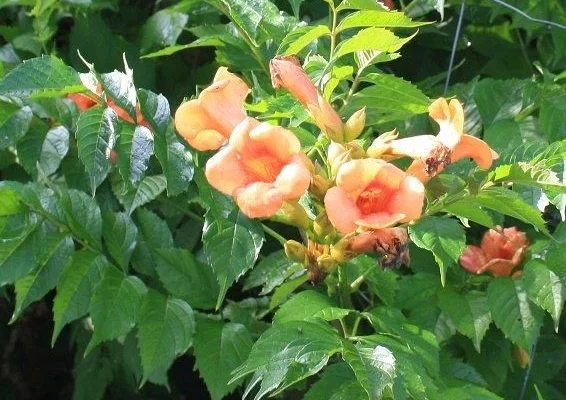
[429, 98, 463, 149]
[269, 56, 319, 106]
[460, 245, 487, 274]
[205, 147, 250, 195]
[336, 159, 386, 198]
[234, 182, 284, 218]
[174, 100, 226, 151]
[452, 134, 498, 169]
[405, 160, 432, 183]
[324, 186, 362, 234]
[355, 213, 406, 230]
[388, 135, 440, 160]
[249, 123, 301, 161]
[274, 157, 311, 200]
[386, 175, 425, 222]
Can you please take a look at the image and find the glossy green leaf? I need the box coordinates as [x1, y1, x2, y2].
[0, 102, 32, 149]
[86, 267, 147, 354]
[154, 248, 219, 310]
[154, 126, 194, 196]
[304, 363, 365, 400]
[408, 217, 466, 286]
[140, 9, 189, 54]
[0, 55, 83, 97]
[231, 321, 343, 399]
[59, 189, 103, 250]
[137, 289, 195, 385]
[438, 289, 491, 351]
[38, 126, 69, 176]
[16, 119, 49, 174]
[280, 25, 331, 56]
[99, 69, 137, 121]
[52, 250, 108, 345]
[115, 174, 167, 214]
[102, 211, 137, 271]
[274, 290, 350, 323]
[117, 124, 154, 186]
[443, 201, 497, 229]
[12, 235, 73, 322]
[337, 0, 388, 11]
[243, 250, 303, 295]
[203, 210, 264, 309]
[334, 27, 416, 58]
[137, 89, 170, 136]
[336, 10, 430, 32]
[523, 260, 564, 332]
[193, 317, 253, 400]
[75, 106, 118, 194]
[342, 340, 396, 399]
[487, 277, 544, 351]
[473, 79, 527, 127]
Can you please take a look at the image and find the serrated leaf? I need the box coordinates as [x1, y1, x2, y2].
[59, 189, 103, 250]
[408, 217, 466, 286]
[279, 25, 331, 56]
[304, 363, 365, 400]
[137, 89, 170, 135]
[154, 126, 194, 196]
[336, 10, 430, 32]
[0, 213, 44, 286]
[274, 290, 350, 323]
[443, 201, 496, 229]
[11, 235, 73, 322]
[0, 102, 32, 149]
[438, 289, 492, 351]
[117, 124, 154, 185]
[203, 210, 264, 309]
[99, 69, 137, 121]
[154, 248, 219, 310]
[336, 0, 389, 11]
[342, 341, 396, 400]
[137, 289, 195, 385]
[195, 169, 234, 219]
[231, 321, 343, 400]
[52, 250, 108, 345]
[76, 106, 118, 194]
[473, 79, 527, 127]
[72, 348, 113, 400]
[243, 250, 303, 295]
[16, 119, 49, 175]
[102, 211, 137, 271]
[0, 55, 83, 97]
[487, 277, 544, 351]
[38, 125, 69, 176]
[86, 267, 147, 354]
[140, 9, 189, 54]
[193, 317, 253, 400]
[334, 27, 416, 59]
[116, 174, 167, 214]
[523, 260, 564, 332]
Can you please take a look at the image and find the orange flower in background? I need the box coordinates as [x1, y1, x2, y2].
[367, 97, 498, 182]
[270, 56, 344, 141]
[205, 118, 311, 218]
[324, 158, 424, 234]
[174, 67, 250, 151]
[459, 226, 529, 277]
[68, 93, 97, 111]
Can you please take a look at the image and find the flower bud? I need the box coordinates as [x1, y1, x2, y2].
[366, 129, 398, 158]
[313, 212, 333, 238]
[317, 254, 337, 273]
[284, 240, 307, 264]
[273, 201, 310, 229]
[344, 107, 366, 141]
[311, 173, 331, 198]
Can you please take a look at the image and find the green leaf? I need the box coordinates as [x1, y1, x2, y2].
[195, 169, 234, 219]
[86, 267, 147, 354]
[473, 79, 528, 127]
[102, 211, 137, 271]
[38, 126, 69, 176]
[280, 25, 331, 56]
[0, 185, 23, 216]
[342, 73, 429, 126]
[523, 260, 564, 332]
[11, 235, 73, 322]
[334, 27, 416, 59]
[540, 97, 566, 142]
[243, 250, 303, 295]
[115, 174, 167, 214]
[59, 189, 103, 250]
[443, 202, 497, 229]
[0, 102, 32, 149]
[154, 248, 219, 310]
[193, 317, 253, 400]
[16, 119, 49, 175]
[342, 340, 396, 400]
[76, 106, 119, 194]
[0, 55, 83, 98]
[438, 289, 492, 351]
[137, 89, 170, 135]
[140, 9, 189, 54]
[304, 363, 365, 400]
[487, 277, 544, 351]
[0, 213, 44, 286]
[396, 272, 441, 311]
[52, 250, 108, 344]
[137, 289, 195, 385]
[154, 126, 194, 196]
[336, 10, 430, 32]
[408, 216, 466, 286]
[203, 210, 264, 309]
[99, 69, 137, 121]
[117, 124, 154, 186]
[405, 0, 444, 19]
[269, 273, 308, 310]
[72, 348, 113, 400]
[438, 385, 503, 399]
[483, 119, 522, 155]
[337, 0, 389, 11]
[231, 321, 343, 399]
[274, 290, 350, 323]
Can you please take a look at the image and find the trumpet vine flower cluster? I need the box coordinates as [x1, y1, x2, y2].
[174, 56, 501, 277]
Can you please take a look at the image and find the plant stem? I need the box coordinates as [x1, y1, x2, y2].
[338, 262, 353, 310]
[329, 4, 338, 60]
[262, 224, 287, 245]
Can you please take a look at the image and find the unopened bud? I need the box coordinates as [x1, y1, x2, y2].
[311, 174, 331, 198]
[317, 254, 337, 273]
[367, 129, 398, 158]
[344, 107, 366, 141]
[313, 212, 333, 238]
[273, 201, 310, 229]
[284, 240, 307, 263]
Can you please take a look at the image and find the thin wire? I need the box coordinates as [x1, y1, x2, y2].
[444, 1, 466, 94]
[518, 340, 538, 400]
[490, 0, 566, 30]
